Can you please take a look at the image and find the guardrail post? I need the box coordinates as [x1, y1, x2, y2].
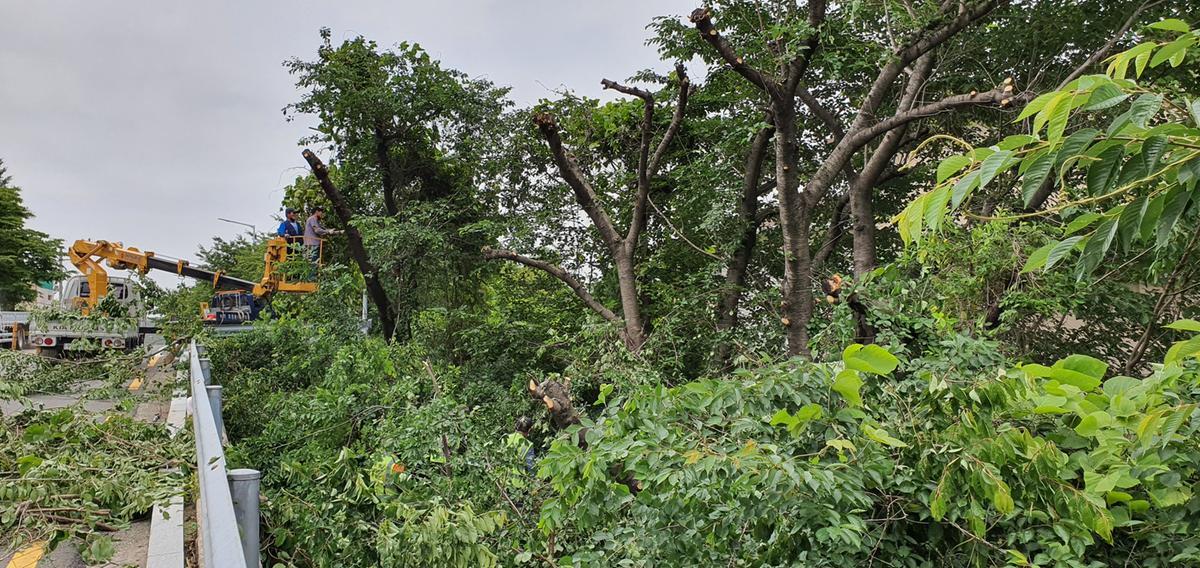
[199, 358, 212, 385]
[228, 469, 261, 568]
[206, 385, 226, 442]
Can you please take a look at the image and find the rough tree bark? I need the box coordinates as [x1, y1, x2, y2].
[486, 66, 690, 353]
[693, 0, 1015, 357]
[301, 149, 397, 341]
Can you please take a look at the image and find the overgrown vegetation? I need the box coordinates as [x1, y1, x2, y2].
[6, 1, 1199, 566]
[0, 406, 187, 563]
[175, 5, 1200, 566]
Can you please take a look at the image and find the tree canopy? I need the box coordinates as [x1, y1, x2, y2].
[0, 159, 63, 309]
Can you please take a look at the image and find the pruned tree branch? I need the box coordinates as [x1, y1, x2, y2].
[301, 149, 396, 341]
[533, 113, 623, 250]
[852, 81, 1026, 149]
[689, 7, 774, 92]
[482, 247, 621, 324]
[648, 64, 691, 178]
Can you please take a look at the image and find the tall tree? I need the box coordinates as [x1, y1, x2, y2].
[0, 159, 63, 309]
[285, 30, 510, 342]
[486, 67, 691, 352]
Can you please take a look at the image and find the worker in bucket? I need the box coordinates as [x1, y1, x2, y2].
[277, 207, 303, 243]
[303, 206, 340, 275]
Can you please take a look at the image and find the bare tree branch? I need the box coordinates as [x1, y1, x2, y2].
[689, 7, 775, 92]
[783, 0, 828, 94]
[483, 247, 621, 324]
[301, 149, 396, 341]
[796, 86, 845, 140]
[851, 0, 1004, 135]
[647, 64, 691, 177]
[533, 113, 623, 250]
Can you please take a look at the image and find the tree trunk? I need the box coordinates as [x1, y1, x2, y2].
[849, 180, 877, 277]
[614, 248, 647, 352]
[773, 103, 812, 358]
[301, 149, 397, 342]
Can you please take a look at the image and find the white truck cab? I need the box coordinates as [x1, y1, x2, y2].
[27, 275, 146, 356]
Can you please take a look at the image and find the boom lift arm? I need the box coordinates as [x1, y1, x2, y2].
[67, 237, 317, 313]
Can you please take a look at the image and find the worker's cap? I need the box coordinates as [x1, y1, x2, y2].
[284, 207, 296, 214]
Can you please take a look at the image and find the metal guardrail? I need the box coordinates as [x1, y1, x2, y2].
[188, 340, 260, 568]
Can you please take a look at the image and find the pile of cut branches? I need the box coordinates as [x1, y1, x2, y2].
[0, 407, 187, 563]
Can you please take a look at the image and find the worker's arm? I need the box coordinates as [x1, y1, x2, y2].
[277, 221, 289, 237]
[314, 222, 341, 236]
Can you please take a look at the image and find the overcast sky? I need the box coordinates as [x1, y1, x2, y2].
[0, 0, 696, 287]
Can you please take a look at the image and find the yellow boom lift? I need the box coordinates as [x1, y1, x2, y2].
[67, 236, 318, 321]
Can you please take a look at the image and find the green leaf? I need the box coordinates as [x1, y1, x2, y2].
[795, 403, 823, 422]
[1076, 410, 1114, 437]
[1129, 94, 1163, 128]
[1015, 91, 1059, 122]
[950, 170, 981, 209]
[825, 439, 856, 454]
[1057, 354, 1108, 381]
[1189, 98, 1200, 128]
[1034, 92, 1071, 135]
[1032, 394, 1069, 414]
[84, 535, 116, 564]
[1140, 192, 1166, 241]
[1107, 107, 1134, 136]
[1165, 319, 1200, 332]
[769, 408, 797, 428]
[1055, 128, 1099, 167]
[832, 370, 864, 408]
[15, 455, 44, 475]
[1140, 135, 1169, 170]
[1046, 94, 1075, 141]
[1021, 242, 1053, 273]
[895, 193, 927, 245]
[1165, 336, 1200, 364]
[1044, 236, 1084, 270]
[1086, 146, 1124, 196]
[1076, 217, 1118, 277]
[936, 154, 973, 183]
[1116, 151, 1148, 188]
[1150, 34, 1196, 67]
[1084, 83, 1129, 111]
[1116, 196, 1147, 252]
[978, 150, 1015, 187]
[1064, 212, 1102, 235]
[843, 344, 900, 376]
[997, 134, 1038, 150]
[992, 480, 1015, 515]
[924, 186, 953, 233]
[1022, 150, 1051, 205]
[862, 423, 908, 448]
[596, 383, 614, 405]
[1102, 376, 1140, 396]
[1156, 185, 1192, 247]
[1147, 18, 1190, 33]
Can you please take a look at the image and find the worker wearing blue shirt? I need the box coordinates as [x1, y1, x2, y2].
[277, 208, 302, 242]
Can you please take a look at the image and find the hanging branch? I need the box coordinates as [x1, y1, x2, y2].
[301, 149, 396, 341]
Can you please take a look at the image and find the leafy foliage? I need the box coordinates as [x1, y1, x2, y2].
[0, 407, 186, 562]
[0, 159, 64, 309]
[898, 23, 1200, 281]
